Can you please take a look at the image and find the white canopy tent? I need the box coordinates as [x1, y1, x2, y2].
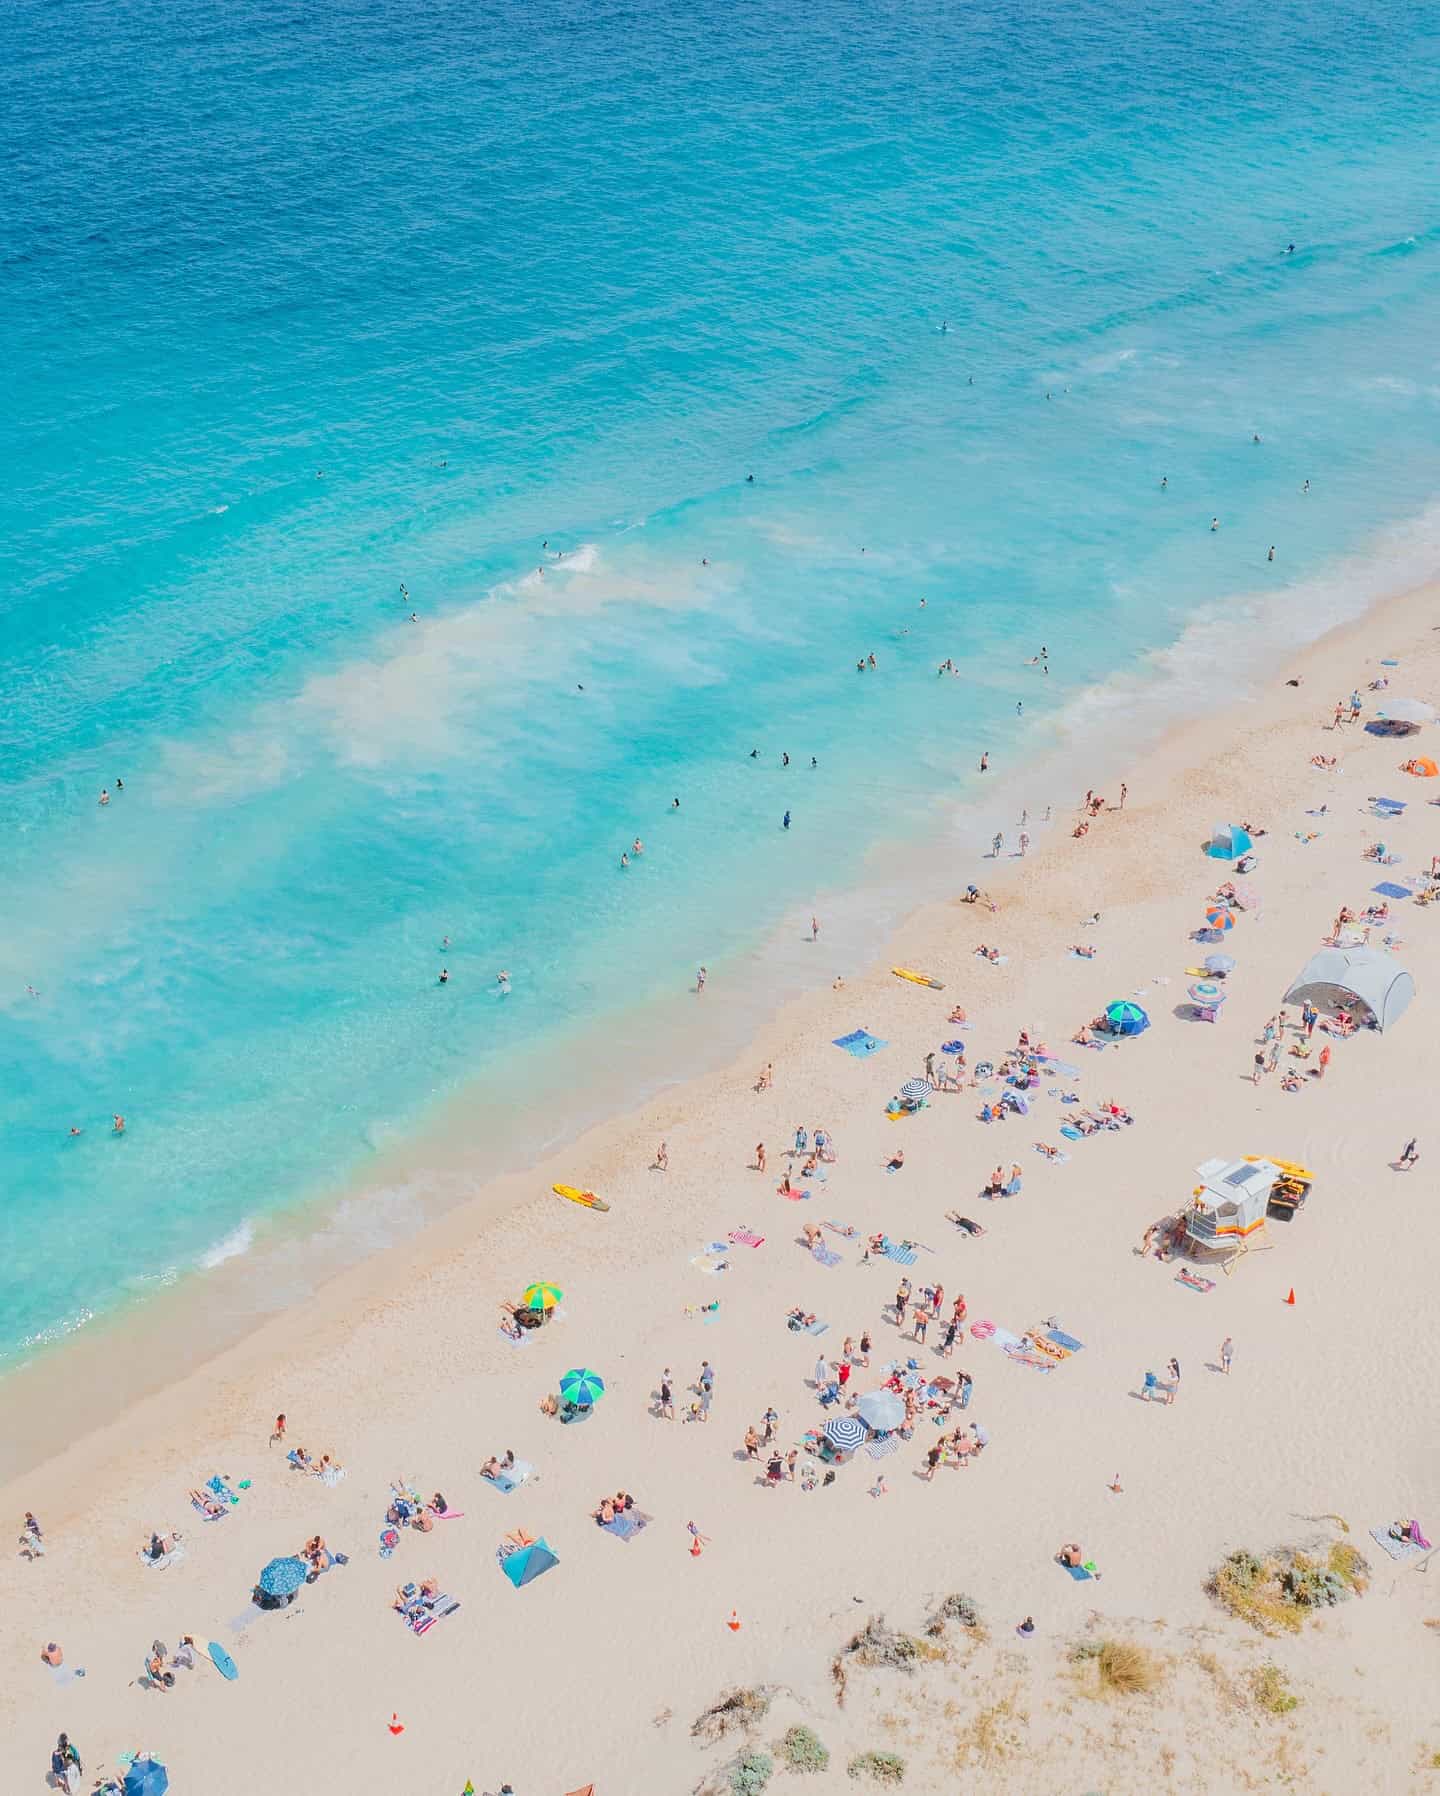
[1282, 946, 1415, 1033]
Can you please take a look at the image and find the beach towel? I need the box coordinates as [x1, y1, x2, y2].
[1044, 1328, 1085, 1354]
[489, 1461, 534, 1495]
[1368, 1526, 1427, 1563]
[989, 1326, 1024, 1351]
[881, 1240, 918, 1265]
[798, 1318, 830, 1335]
[810, 1245, 842, 1268]
[1060, 1125, 1083, 1140]
[499, 1327, 530, 1346]
[778, 1183, 811, 1199]
[1004, 1348, 1056, 1371]
[1040, 1057, 1081, 1078]
[601, 1511, 649, 1542]
[864, 1434, 900, 1460]
[728, 1228, 765, 1248]
[689, 1253, 731, 1275]
[1175, 1269, 1215, 1293]
[1373, 881, 1410, 900]
[1061, 1561, 1095, 1580]
[833, 1029, 887, 1057]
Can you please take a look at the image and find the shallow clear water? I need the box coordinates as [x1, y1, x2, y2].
[4, 0, 1440, 1363]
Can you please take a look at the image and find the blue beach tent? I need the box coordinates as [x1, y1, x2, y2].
[501, 1537, 559, 1589]
[1205, 823, 1252, 860]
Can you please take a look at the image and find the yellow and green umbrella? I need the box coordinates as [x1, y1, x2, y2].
[523, 1282, 564, 1311]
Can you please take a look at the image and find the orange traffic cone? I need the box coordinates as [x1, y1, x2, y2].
[727, 1609, 742, 1632]
[1284, 1288, 1296, 1306]
[388, 1713, 405, 1736]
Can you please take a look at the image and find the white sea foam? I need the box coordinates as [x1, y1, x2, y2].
[199, 1220, 255, 1270]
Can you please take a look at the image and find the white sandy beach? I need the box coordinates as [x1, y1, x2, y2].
[5, 576, 1440, 1796]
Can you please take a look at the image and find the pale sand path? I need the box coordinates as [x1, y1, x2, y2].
[3, 579, 1439, 1793]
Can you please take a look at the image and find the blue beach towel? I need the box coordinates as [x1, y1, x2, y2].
[1372, 882, 1410, 900]
[1045, 1328, 1085, 1353]
[834, 1029, 887, 1057]
[881, 1240, 918, 1265]
[810, 1245, 842, 1268]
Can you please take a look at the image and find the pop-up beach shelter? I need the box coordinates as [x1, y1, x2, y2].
[501, 1538, 559, 1589]
[1205, 823, 1252, 860]
[1283, 946, 1414, 1033]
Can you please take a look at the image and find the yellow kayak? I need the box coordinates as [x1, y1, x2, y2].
[553, 1183, 610, 1213]
[892, 967, 945, 990]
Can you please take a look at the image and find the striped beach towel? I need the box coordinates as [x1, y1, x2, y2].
[728, 1228, 765, 1248]
[882, 1240, 918, 1265]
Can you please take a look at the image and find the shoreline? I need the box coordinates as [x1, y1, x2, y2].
[4, 557, 1439, 1790]
[4, 543, 1438, 1486]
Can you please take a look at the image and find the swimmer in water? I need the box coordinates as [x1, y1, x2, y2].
[1302, 479, 1310, 493]
[1160, 475, 1167, 489]
[115, 778, 123, 791]
[113, 1114, 125, 1133]
[750, 748, 760, 758]
[746, 474, 754, 483]
[940, 320, 948, 333]
[701, 557, 709, 566]
[439, 968, 449, 984]
[620, 852, 629, 869]
[632, 838, 644, 856]
[867, 653, 876, 669]
[1252, 434, 1261, 443]
[979, 752, 989, 773]
[409, 612, 419, 622]
[810, 756, 817, 768]
[782, 811, 791, 831]
[497, 970, 511, 992]
[671, 796, 680, 809]
[1016, 701, 1023, 715]
[99, 788, 110, 805]
[782, 752, 789, 767]
[1267, 546, 1275, 562]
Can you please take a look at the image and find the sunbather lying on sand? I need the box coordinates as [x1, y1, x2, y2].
[945, 1212, 987, 1235]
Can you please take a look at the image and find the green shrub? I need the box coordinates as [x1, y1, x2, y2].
[778, 1725, 829, 1773]
[730, 1749, 773, 1794]
[1250, 1663, 1300, 1714]
[848, 1749, 905, 1783]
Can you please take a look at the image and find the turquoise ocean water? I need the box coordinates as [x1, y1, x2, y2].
[5, 0, 1440, 1368]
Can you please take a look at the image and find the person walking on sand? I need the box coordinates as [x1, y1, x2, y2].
[1315, 1043, 1331, 1080]
[696, 966, 707, 994]
[1252, 1051, 1265, 1086]
[992, 831, 1004, 857]
[1018, 831, 1029, 856]
[1220, 1336, 1233, 1375]
[659, 1371, 675, 1419]
[270, 1413, 287, 1447]
[1399, 1138, 1419, 1168]
[653, 1141, 668, 1171]
[811, 915, 819, 942]
[1165, 1357, 1181, 1404]
[979, 752, 989, 773]
[755, 1142, 766, 1172]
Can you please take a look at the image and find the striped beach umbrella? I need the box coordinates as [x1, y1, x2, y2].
[898, 1078, 933, 1102]
[1187, 982, 1227, 1006]
[522, 1282, 563, 1310]
[559, 1367, 605, 1406]
[1204, 906, 1236, 932]
[824, 1415, 868, 1451]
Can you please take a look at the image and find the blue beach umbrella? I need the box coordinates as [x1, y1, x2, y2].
[124, 1760, 170, 1796]
[258, 1555, 308, 1597]
[559, 1367, 605, 1407]
[1102, 1000, 1150, 1037]
[824, 1415, 868, 1451]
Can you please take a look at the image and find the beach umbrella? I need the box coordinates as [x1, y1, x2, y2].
[898, 1078, 933, 1102]
[1102, 1000, 1150, 1037]
[559, 1367, 605, 1407]
[522, 1281, 563, 1310]
[257, 1555, 308, 1598]
[1188, 982, 1227, 1006]
[1206, 823, 1253, 860]
[856, 1389, 906, 1432]
[124, 1760, 169, 1796]
[824, 1415, 868, 1451]
[1204, 906, 1236, 932]
[1203, 953, 1236, 975]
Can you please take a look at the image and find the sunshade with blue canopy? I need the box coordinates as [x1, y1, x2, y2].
[1206, 823, 1252, 860]
[258, 1555, 308, 1597]
[1102, 1000, 1150, 1036]
[559, 1368, 605, 1406]
[502, 1537, 559, 1588]
[124, 1760, 170, 1796]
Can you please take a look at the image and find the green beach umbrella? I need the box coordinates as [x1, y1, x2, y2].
[559, 1367, 605, 1406]
[522, 1282, 564, 1310]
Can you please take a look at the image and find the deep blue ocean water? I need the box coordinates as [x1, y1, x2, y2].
[4, 0, 1440, 1366]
